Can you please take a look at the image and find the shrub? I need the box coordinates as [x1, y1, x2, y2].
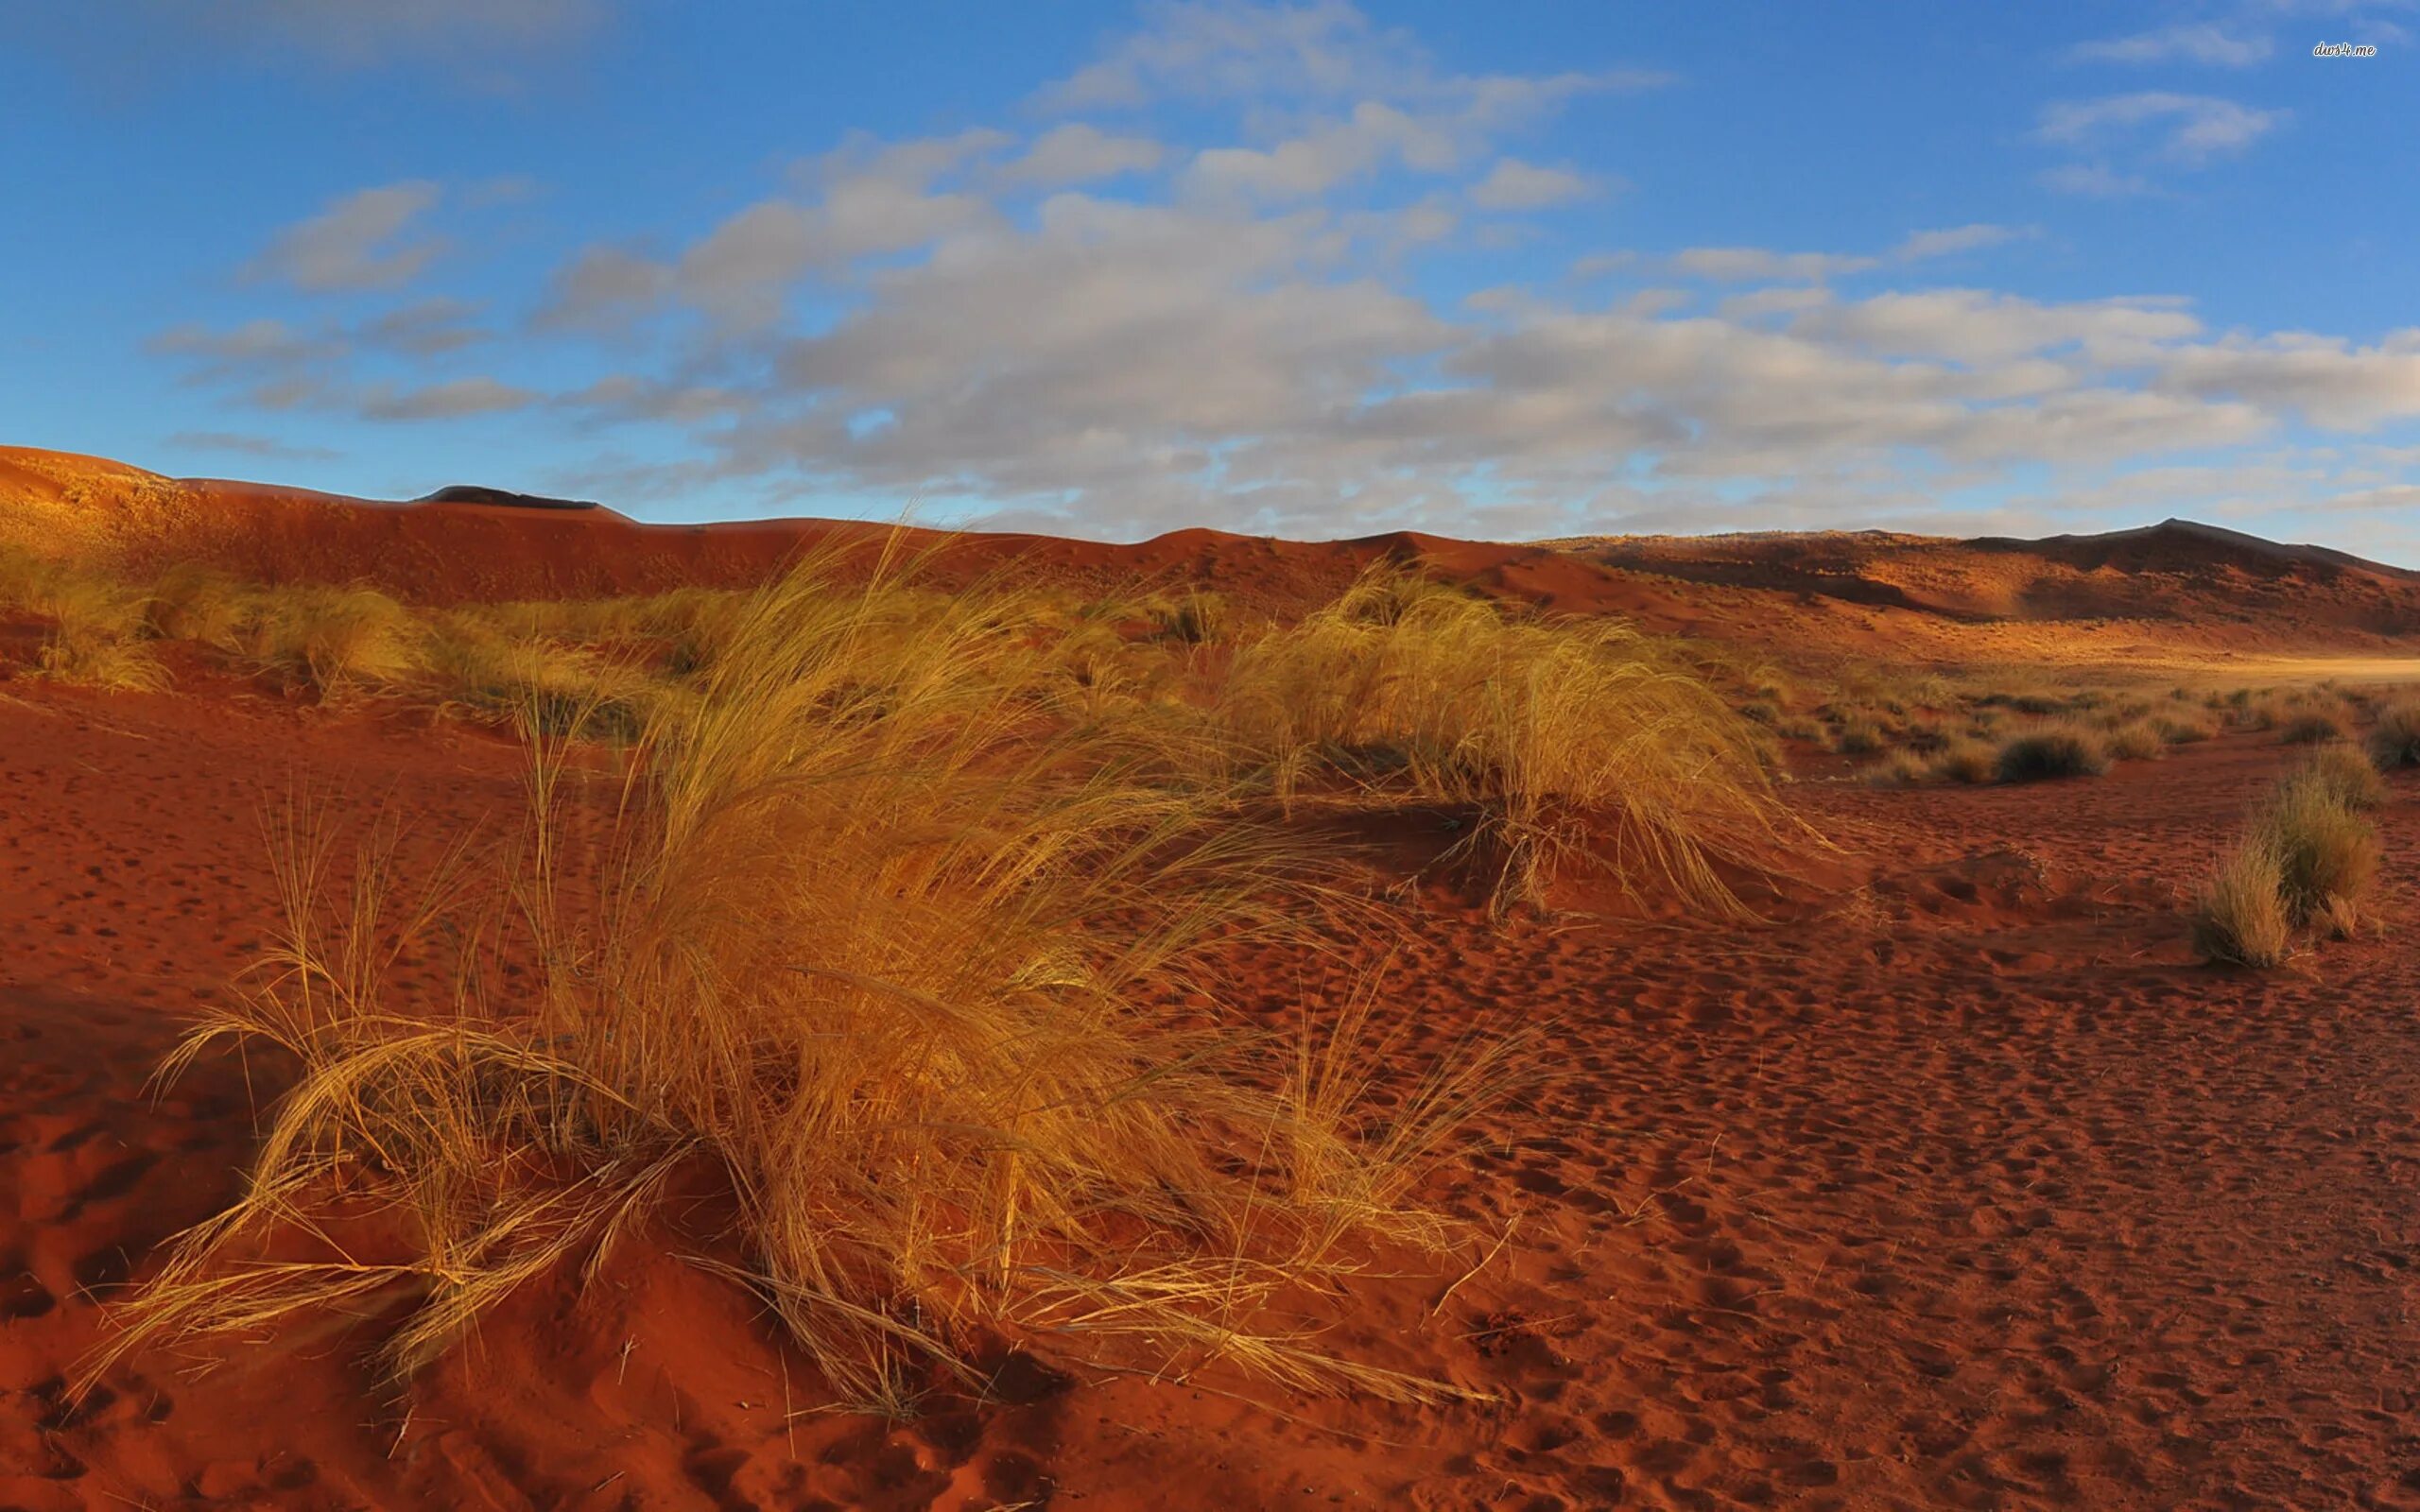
[1832, 717, 1885, 756]
[2252, 777, 2379, 926]
[2105, 721, 2166, 762]
[1213, 565, 1791, 914]
[1994, 723, 2111, 782]
[1927, 740, 1996, 785]
[1860, 753, 1925, 787]
[146, 563, 253, 650]
[94, 547, 1514, 1411]
[38, 627, 171, 693]
[2190, 841, 2290, 968]
[246, 585, 424, 693]
[2279, 710, 2347, 746]
[1150, 590, 1231, 645]
[2152, 713, 2215, 745]
[2371, 698, 2420, 771]
[2292, 746, 2388, 814]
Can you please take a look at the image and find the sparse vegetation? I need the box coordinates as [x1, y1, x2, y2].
[2253, 774, 2378, 928]
[92, 547, 1528, 1411]
[2371, 698, 2420, 771]
[1995, 723, 2111, 782]
[1927, 739, 1996, 784]
[2190, 840, 2290, 968]
[2278, 710, 2347, 746]
[1212, 565, 1792, 914]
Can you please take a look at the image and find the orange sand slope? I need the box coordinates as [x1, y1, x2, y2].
[9, 443, 2420, 664]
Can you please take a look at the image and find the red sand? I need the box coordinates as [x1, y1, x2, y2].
[6, 451, 2420, 1508]
[12, 445, 2420, 666]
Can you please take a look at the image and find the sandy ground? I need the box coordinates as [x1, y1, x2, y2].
[4, 651, 2418, 1510]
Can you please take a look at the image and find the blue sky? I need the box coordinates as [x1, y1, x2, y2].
[5, 2, 2417, 561]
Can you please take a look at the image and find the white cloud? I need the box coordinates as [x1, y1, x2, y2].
[2037, 92, 2287, 164]
[2038, 163, 2154, 198]
[997, 124, 1167, 187]
[359, 377, 539, 421]
[1893, 223, 2028, 261]
[2067, 24, 2273, 66]
[1468, 158, 1594, 210]
[251, 182, 447, 292]
[1668, 248, 1880, 283]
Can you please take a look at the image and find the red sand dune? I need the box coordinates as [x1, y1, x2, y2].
[11, 444, 2420, 664]
[6, 449, 2420, 1509]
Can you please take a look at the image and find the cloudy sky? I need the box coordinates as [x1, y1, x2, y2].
[6, 2, 2417, 560]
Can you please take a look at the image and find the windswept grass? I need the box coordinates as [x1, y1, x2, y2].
[90, 544, 1525, 1412]
[2252, 773, 2379, 927]
[1994, 723, 2111, 782]
[2190, 841, 2290, 968]
[2293, 745, 2388, 814]
[1211, 565, 1791, 915]
[2372, 698, 2420, 771]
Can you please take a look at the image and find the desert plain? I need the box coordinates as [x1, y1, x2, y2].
[3, 442, 2419, 1512]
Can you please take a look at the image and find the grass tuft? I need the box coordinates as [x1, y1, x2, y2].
[91, 543, 1523, 1410]
[2190, 841, 2290, 968]
[2371, 698, 2420, 771]
[1212, 564, 1793, 915]
[1994, 723, 2111, 782]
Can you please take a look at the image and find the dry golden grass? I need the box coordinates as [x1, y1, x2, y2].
[2278, 710, 2349, 746]
[90, 543, 1526, 1412]
[2104, 721, 2167, 762]
[1926, 740, 1996, 784]
[1211, 565, 1791, 915]
[2372, 698, 2420, 771]
[2253, 773, 2379, 927]
[2293, 745, 2389, 815]
[1994, 723, 2111, 782]
[2190, 841, 2290, 968]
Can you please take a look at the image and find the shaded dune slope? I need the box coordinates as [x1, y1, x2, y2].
[8, 446, 2417, 658]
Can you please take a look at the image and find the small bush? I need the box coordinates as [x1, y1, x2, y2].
[1860, 753, 1925, 787]
[1150, 591, 1230, 646]
[147, 563, 253, 650]
[2371, 698, 2420, 771]
[2279, 710, 2347, 746]
[2105, 721, 2166, 762]
[1832, 717, 1884, 756]
[2190, 841, 2290, 968]
[39, 628, 171, 693]
[1927, 740, 1996, 785]
[2152, 713, 2215, 745]
[248, 586, 424, 692]
[2252, 778, 2379, 926]
[2292, 746, 2388, 814]
[1995, 723, 2111, 782]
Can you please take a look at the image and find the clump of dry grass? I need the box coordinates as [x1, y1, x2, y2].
[2294, 745, 2388, 814]
[2371, 698, 2420, 771]
[2253, 772, 2379, 927]
[2278, 709, 2348, 746]
[2152, 713, 2216, 746]
[1829, 716, 1884, 756]
[244, 586, 424, 693]
[2105, 721, 2167, 762]
[1927, 740, 1996, 785]
[2190, 840, 2290, 968]
[91, 543, 1520, 1412]
[1859, 752, 1925, 787]
[0, 548, 172, 692]
[1994, 723, 2111, 782]
[1212, 564, 1791, 914]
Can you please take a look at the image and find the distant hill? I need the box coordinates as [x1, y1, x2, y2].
[6, 446, 2415, 661]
